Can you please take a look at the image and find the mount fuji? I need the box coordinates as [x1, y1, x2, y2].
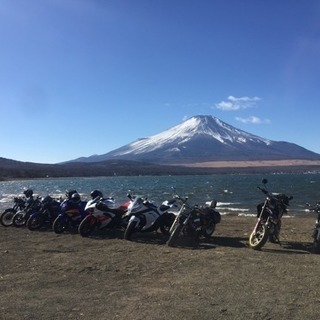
[73, 115, 320, 164]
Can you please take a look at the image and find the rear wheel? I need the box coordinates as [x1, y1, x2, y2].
[52, 216, 68, 234]
[202, 223, 216, 238]
[269, 221, 281, 243]
[0, 209, 16, 227]
[312, 229, 320, 253]
[249, 221, 268, 250]
[167, 223, 183, 247]
[124, 220, 137, 241]
[78, 216, 96, 237]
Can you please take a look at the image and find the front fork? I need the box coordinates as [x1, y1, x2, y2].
[253, 217, 269, 234]
[312, 221, 320, 241]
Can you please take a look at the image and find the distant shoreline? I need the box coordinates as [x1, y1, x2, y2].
[171, 159, 320, 168]
[1, 159, 320, 181]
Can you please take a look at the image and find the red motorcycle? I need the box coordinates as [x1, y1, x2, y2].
[78, 190, 132, 237]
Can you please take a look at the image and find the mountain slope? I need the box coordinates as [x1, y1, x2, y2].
[73, 115, 320, 163]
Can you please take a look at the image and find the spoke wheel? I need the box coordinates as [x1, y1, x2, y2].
[0, 209, 16, 227]
[249, 222, 268, 250]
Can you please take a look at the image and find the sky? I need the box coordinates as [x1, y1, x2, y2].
[1, 0, 320, 164]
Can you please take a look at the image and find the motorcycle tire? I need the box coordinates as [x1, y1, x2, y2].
[0, 209, 16, 227]
[269, 221, 281, 243]
[167, 223, 183, 247]
[160, 213, 176, 235]
[52, 216, 68, 234]
[269, 234, 279, 243]
[249, 222, 268, 250]
[312, 228, 320, 253]
[201, 223, 216, 238]
[27, 214, 45, 231]
[78, 216, 96, 237]
[124, 220, 137, 241]
[13, 212, 27, 228]
[312, 240, 320, 254]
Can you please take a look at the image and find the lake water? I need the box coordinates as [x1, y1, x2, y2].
[1, 173, 320, 216]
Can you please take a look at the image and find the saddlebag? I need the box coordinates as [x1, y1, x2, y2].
[201, 207, 221, 224]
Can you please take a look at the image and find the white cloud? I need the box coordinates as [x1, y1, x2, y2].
[236, 116, 270, 124]
[215, 96, 261, 111]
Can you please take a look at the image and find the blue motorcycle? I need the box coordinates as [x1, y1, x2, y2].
[52, 193, 87, 234]
[27, 195, 61, 231]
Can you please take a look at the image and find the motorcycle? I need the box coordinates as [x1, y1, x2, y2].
[52, 192, 87, 234]
[26, 195, 62, 231]
[12, 196, 42, 228]
[167, 195, 221, 247]
[123, 194, 178, 240]
[249, 178, 293, 250]
[305, 202, 320, 253]
[78, 191, 132, 237]
[0, 196, 26, 227]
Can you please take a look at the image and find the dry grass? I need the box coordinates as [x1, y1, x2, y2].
[1, 215, 320, 320]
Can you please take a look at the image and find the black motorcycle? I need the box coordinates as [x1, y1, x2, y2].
[26, 195, 61, 231]
[306, 202, 320, 253]
[0, 196, 26, 227]
[12, 196, 42, 228]
[167, 195, 221, 247]
[249, 179, 293, 250]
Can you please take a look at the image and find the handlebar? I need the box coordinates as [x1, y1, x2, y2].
[257, 186, 268, 194]
[257, 186, 293, 204]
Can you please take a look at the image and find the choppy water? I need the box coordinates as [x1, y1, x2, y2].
[1, 173, 320, 216]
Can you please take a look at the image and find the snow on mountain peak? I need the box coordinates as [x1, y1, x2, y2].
[112, 115, 271, 157]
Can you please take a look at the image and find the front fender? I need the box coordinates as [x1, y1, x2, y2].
[128, 215, 140, 227]
[28, 211, 40, 219]
[56, 213, 68, 222]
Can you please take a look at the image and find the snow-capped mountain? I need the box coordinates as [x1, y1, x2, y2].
[73, 115, 320, 163]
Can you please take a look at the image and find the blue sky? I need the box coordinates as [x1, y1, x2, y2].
[1, 0, 320, 164]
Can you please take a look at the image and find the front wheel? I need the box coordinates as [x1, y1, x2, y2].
[249, 221, 268, 250]
[124, 220, 137, 241]
[167, 223, 183, 247]
[78, 216, 96, 237]
[52, 216, 68, 234]
[13, 212, 27, 228]
[0, 209, 16, 227]
[27, 214, 44, 231]
[160, 213, 176, 235]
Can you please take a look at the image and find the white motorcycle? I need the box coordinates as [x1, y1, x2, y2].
[78, 190, 132, 237]
[123, 194, 178, 240]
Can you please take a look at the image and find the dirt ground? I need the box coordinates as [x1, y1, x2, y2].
[1, 215, 320, 320]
